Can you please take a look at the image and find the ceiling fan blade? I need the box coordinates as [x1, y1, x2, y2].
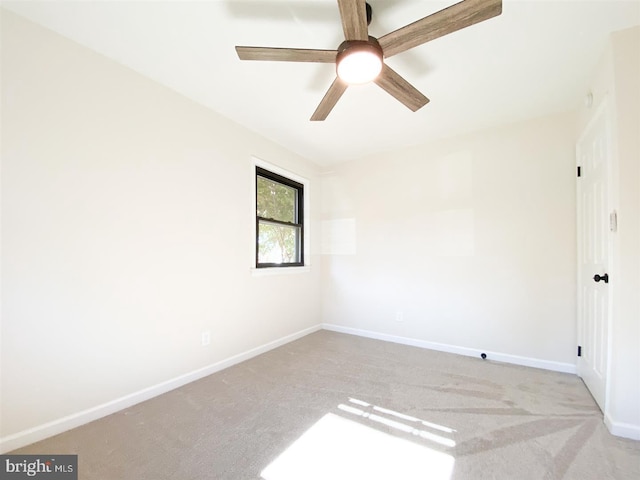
[236, 46, 337, 63]
[379, 0, 502, 58]
[374, 64, 429, 112]
[311, 78, 348, 121]
[337, 0, 368, 41]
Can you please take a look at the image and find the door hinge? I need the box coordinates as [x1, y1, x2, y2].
[577, 345, 582, 357]
[577, 166, 582, 177]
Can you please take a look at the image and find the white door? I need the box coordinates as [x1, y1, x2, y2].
[576, 101, 611, 411]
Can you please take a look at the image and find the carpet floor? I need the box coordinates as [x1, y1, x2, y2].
[13, 330, 640, 479]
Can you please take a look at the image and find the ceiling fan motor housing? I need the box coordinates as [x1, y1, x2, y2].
[336, 37, 383, 84]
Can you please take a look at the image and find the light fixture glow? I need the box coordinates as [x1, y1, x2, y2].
[336, 41, 383, 85]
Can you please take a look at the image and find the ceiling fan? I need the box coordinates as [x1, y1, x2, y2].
[235, 0, 502, 121]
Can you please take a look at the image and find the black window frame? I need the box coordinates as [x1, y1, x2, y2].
[255, 166, 304, 268]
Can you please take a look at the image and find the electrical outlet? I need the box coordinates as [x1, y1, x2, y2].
[395, 311, 404, 322]
[201, 331, 211, 347]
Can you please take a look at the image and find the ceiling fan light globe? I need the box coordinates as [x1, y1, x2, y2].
[336, 43, 383, 85]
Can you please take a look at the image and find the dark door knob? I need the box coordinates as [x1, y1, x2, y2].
[593, 273, 609, 284]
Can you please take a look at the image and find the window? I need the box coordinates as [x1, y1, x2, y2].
[256, 166, 304, 267]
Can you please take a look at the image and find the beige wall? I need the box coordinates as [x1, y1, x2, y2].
[1, 11, 322, 443]
[320, 111, 578, 367]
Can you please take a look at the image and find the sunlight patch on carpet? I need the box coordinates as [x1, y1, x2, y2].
[261, 413, 455, 480]
[337, 403, 456, 448]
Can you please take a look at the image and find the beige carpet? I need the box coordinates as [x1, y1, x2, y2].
[13, 331, 640, 479]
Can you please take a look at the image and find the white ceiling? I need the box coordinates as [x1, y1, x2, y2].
[3, 0, 639, 166]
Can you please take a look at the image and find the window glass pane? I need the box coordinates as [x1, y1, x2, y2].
[258, 221, 301, 264]
[257, 176, 296, 223]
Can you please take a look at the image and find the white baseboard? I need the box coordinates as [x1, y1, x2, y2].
[0, 324, 322, 454]
[605, 412, 640, 440]
[322, 323, 577, 374]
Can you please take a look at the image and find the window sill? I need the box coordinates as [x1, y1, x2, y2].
[251, 266, 311, 277]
